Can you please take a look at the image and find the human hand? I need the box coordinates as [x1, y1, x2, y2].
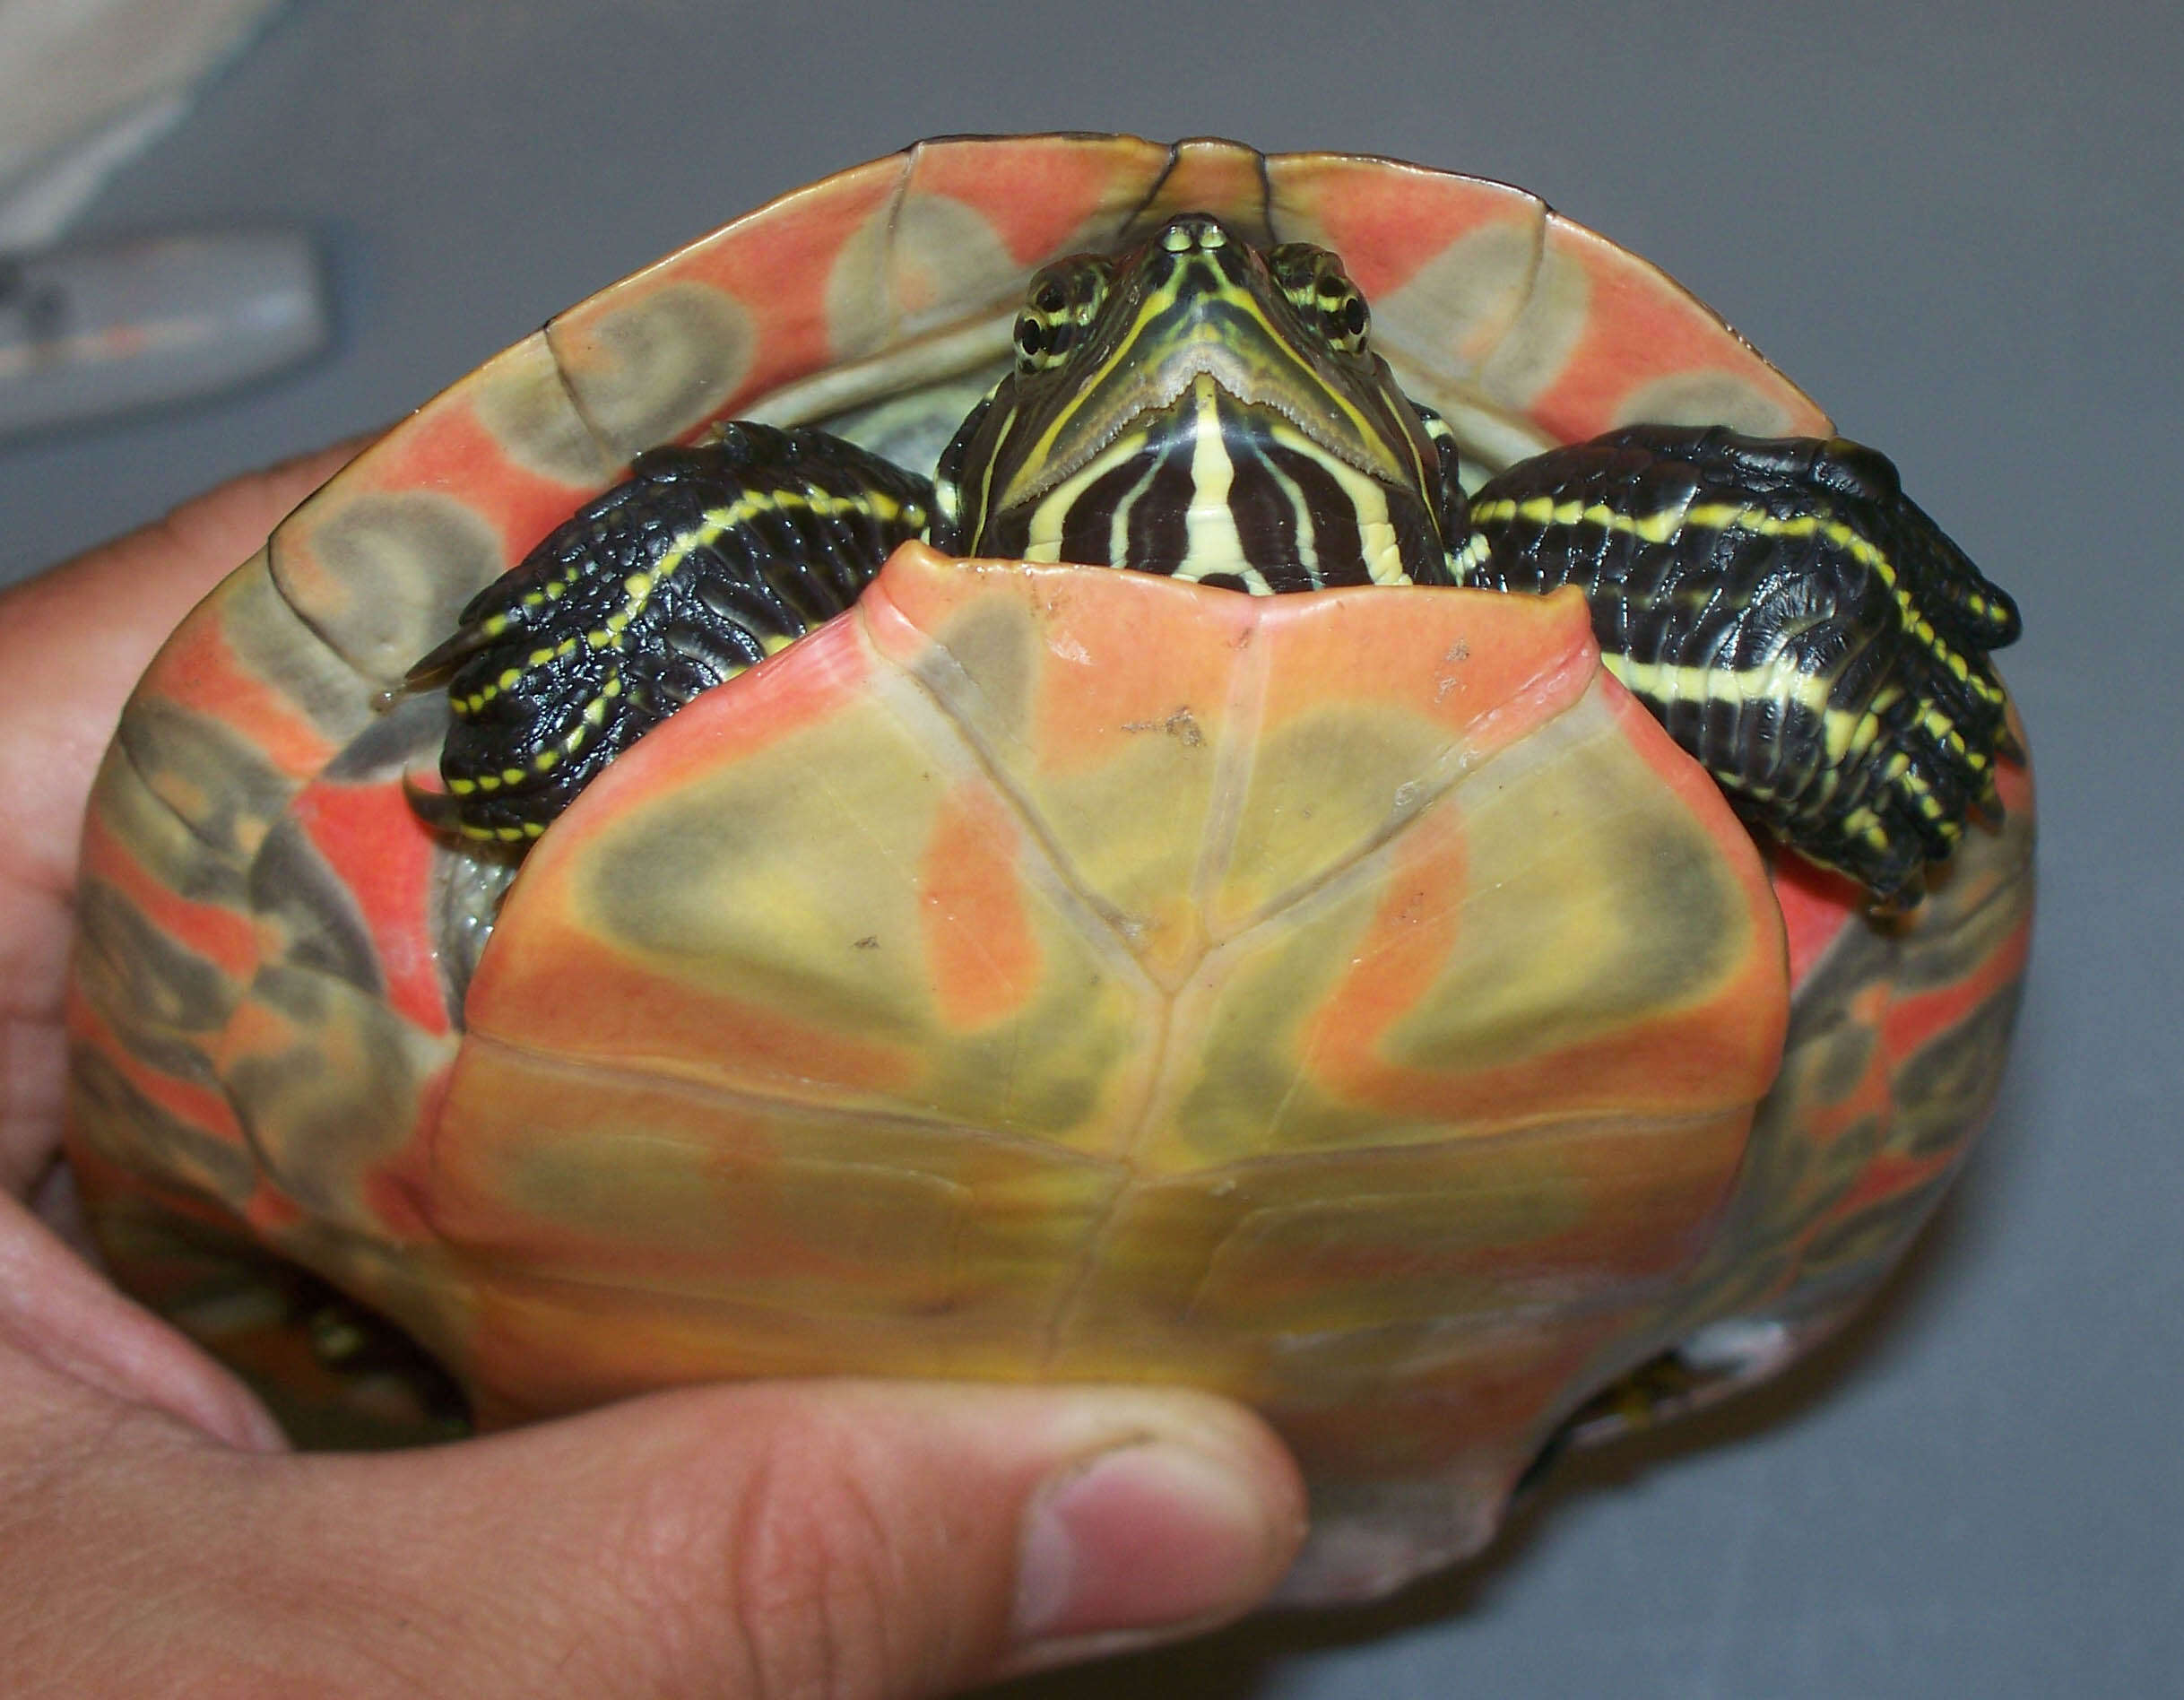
[0, 454, 1306, 1696]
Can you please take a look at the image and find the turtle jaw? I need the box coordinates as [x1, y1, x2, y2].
[942, 215, 1457, 587]
[995, 371, 1445, 592]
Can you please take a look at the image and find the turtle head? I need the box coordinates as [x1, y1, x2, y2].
[932, 214, 1464, 592]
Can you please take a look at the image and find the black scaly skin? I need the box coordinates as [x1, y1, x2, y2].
[407, 424, 930, 845]
[1456, 426, 2020, 902]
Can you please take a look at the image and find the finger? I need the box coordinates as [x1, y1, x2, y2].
[48, 1380, 1306, 1696]
[316, 1382, 1304, 1696]
[0, 1190, 285, 1452]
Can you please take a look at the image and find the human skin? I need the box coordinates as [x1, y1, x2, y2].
[0, 449, 1306, 1698]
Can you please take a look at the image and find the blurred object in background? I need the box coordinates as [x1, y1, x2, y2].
[0, 0, 325, 435]
[0, 226, 325, 437]
[0, 0, 291, 246]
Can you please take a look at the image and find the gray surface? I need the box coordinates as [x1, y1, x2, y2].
[6, 2, 2178, 1694]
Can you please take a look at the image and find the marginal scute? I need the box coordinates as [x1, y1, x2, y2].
[1475, 240, 1593, 419]
[469, 333, 625, 490]
[82, 739, 252, 912]
[1614, 368, 1807, 437]
[116, 698, 302, 871]
[1374, 219, 1544, 385]
[280, 492, 509, 683]
[202, 551, 399, 749]
[67, 1043, 259, 1209]
[1894, 992, 2024, 1158]
[548, 279, 758, 458]
[826, 190, 1023, 359]
[72, 880, 242, 1052]
[546, 153, 904, 447]
[901, 133, 1169, 275]
[1520, 214, 1828, 442]
[1129, 137, 1276, 248]
[1259, 156, 1556, 478]
[217, 962, 455, 1230]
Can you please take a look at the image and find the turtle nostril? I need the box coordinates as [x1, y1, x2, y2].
[1159, 214, 1226, 253]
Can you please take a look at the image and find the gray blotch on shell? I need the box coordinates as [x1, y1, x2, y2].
[291, 492, 508, 682]
[68, 1043, 259, 1210]
[117, 697, 299, 871]
[548, 281, 757, 463]
[222, 963, 454, 1228]
[470, 334, 626, 489]
[248, 818, 386, 999]
[74, 879, 241, 1046]
[1612, 369, 1802, 437]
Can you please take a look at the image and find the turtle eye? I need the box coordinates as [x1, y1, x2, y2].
[1014, 257, 1109, 375]
[1269, 242, 1371, 357]
[1324, 284, 1371, 355]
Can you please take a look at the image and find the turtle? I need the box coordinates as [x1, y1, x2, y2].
[65, 135, 2033, 1603]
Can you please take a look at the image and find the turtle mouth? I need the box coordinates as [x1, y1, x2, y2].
[1059, 326, 1375, 486]
[985, 218, 1437, 516]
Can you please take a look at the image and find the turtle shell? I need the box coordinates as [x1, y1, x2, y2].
[64, 135, 2034, 1602]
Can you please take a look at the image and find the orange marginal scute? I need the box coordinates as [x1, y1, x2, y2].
[1525, 221, 1829, 442]
[78, 811, 259, 988]
[367, 384, 602, 565]
[66, 986, 250, 1155]
[1880, 908, 2033, 1065]
[142, 590, 336, 782]
[1275, 157, 1539, 303]
[1148, 139, 1271, 228]
[663, 162, 902, 416]
[908, 134, 1166, 265]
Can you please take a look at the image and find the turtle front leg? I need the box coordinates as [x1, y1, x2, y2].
[1452, 425, 2020, 903]
[406, 424, 932, 845]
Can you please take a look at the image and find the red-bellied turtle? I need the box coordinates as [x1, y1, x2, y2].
[65, 135, 2032, 1601]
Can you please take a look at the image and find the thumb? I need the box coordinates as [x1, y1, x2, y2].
[172, 1380, 1305, 1696]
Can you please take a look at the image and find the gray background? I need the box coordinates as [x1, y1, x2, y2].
[6, 3, 2178, 1695]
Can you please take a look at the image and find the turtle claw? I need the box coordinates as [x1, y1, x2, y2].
[1459, 425, 2021, 903]
[406, 425, 930, 846]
